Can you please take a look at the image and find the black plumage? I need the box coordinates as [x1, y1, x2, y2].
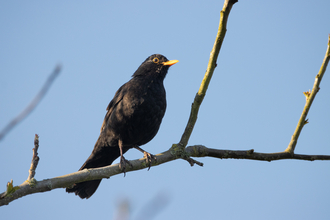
[66, 54, 178, 199]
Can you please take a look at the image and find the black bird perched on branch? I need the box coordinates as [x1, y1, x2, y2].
[66, 54, 178, 199]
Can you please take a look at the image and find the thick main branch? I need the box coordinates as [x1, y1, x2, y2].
[2, 145, 329, 206]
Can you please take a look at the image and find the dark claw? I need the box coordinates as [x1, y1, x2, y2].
[119, 156, 133, 176]
[144, 152, 157, 170]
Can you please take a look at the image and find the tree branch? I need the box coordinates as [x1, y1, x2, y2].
[0, 65, 61, 141]
[0, 149, 176, 206]
[186, 145, 330, 161]
[27, 134, 40, 181]
[285, 35, 330, 154]
[173, 0, 238, 162]
[2, 143, 330, 206]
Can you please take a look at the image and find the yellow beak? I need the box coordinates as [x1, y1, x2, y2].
[162, 60, 179, 66]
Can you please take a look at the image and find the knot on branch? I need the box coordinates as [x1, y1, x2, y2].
[26, 178, 37, 188]
[170, 143, 185, 158]
[170, 144, 203, 167]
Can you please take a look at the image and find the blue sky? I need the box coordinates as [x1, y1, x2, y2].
[1, 1, 330, 219]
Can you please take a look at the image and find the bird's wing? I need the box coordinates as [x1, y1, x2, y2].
[100, 84, 125, 133]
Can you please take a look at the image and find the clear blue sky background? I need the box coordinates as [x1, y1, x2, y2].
[1, 1, 329, 219]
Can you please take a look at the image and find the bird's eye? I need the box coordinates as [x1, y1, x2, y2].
[152, 58, 159, 63]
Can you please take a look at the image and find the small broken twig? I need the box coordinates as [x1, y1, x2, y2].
[27, 134, 40, 181]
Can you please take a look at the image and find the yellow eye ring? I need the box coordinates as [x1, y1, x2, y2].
[152, 57, 159, 63]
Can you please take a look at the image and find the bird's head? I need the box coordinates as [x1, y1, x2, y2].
[132, 54, 178, 78]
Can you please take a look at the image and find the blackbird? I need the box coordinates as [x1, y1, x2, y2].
[66, 54, 178, 199]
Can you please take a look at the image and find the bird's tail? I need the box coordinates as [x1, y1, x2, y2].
[66, 141, 127, 199]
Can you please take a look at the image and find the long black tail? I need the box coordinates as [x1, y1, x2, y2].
[66, 142, 125, 199]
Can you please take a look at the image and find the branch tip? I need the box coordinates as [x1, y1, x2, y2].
[27, 135, 41, 181]
[184, 157, 204, 167]
[177, 0, 236, 149]
[286, 34, 330, 154]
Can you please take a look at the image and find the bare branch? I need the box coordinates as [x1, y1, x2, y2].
[285, 35, 330, 154]
[174, 0, 237, 156]
[27, 134, 40, 181]
[2, 144, 329, 206]
[184, 157, 204, 167]
[0, 149, 176, 206]
[186, 145, 330, 162]
[0, 65, 61, 141]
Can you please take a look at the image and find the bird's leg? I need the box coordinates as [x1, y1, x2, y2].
[134, 146, 156, 170]
[118, 140, 132, 176]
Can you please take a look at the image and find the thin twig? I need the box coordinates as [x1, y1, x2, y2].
[173, 0, 237, 166]
[177, 0, 237, 149]
[186, 145, 330, 161]
[0, 65, 61, 141]
[285, 35, 330, 154]
[172, 0, 238, 167]
[27, 134, 40, 181]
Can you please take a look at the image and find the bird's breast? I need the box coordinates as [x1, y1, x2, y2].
[107, 78, 167, 146]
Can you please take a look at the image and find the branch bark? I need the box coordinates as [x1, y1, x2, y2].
[27, 134, 40, 181]
[2, 144, 330, 206]
[285, 35, 330, 154]
[173, 0, 238, 159]
[0, 150, 176, 206]
[186, 145, 330, 161]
